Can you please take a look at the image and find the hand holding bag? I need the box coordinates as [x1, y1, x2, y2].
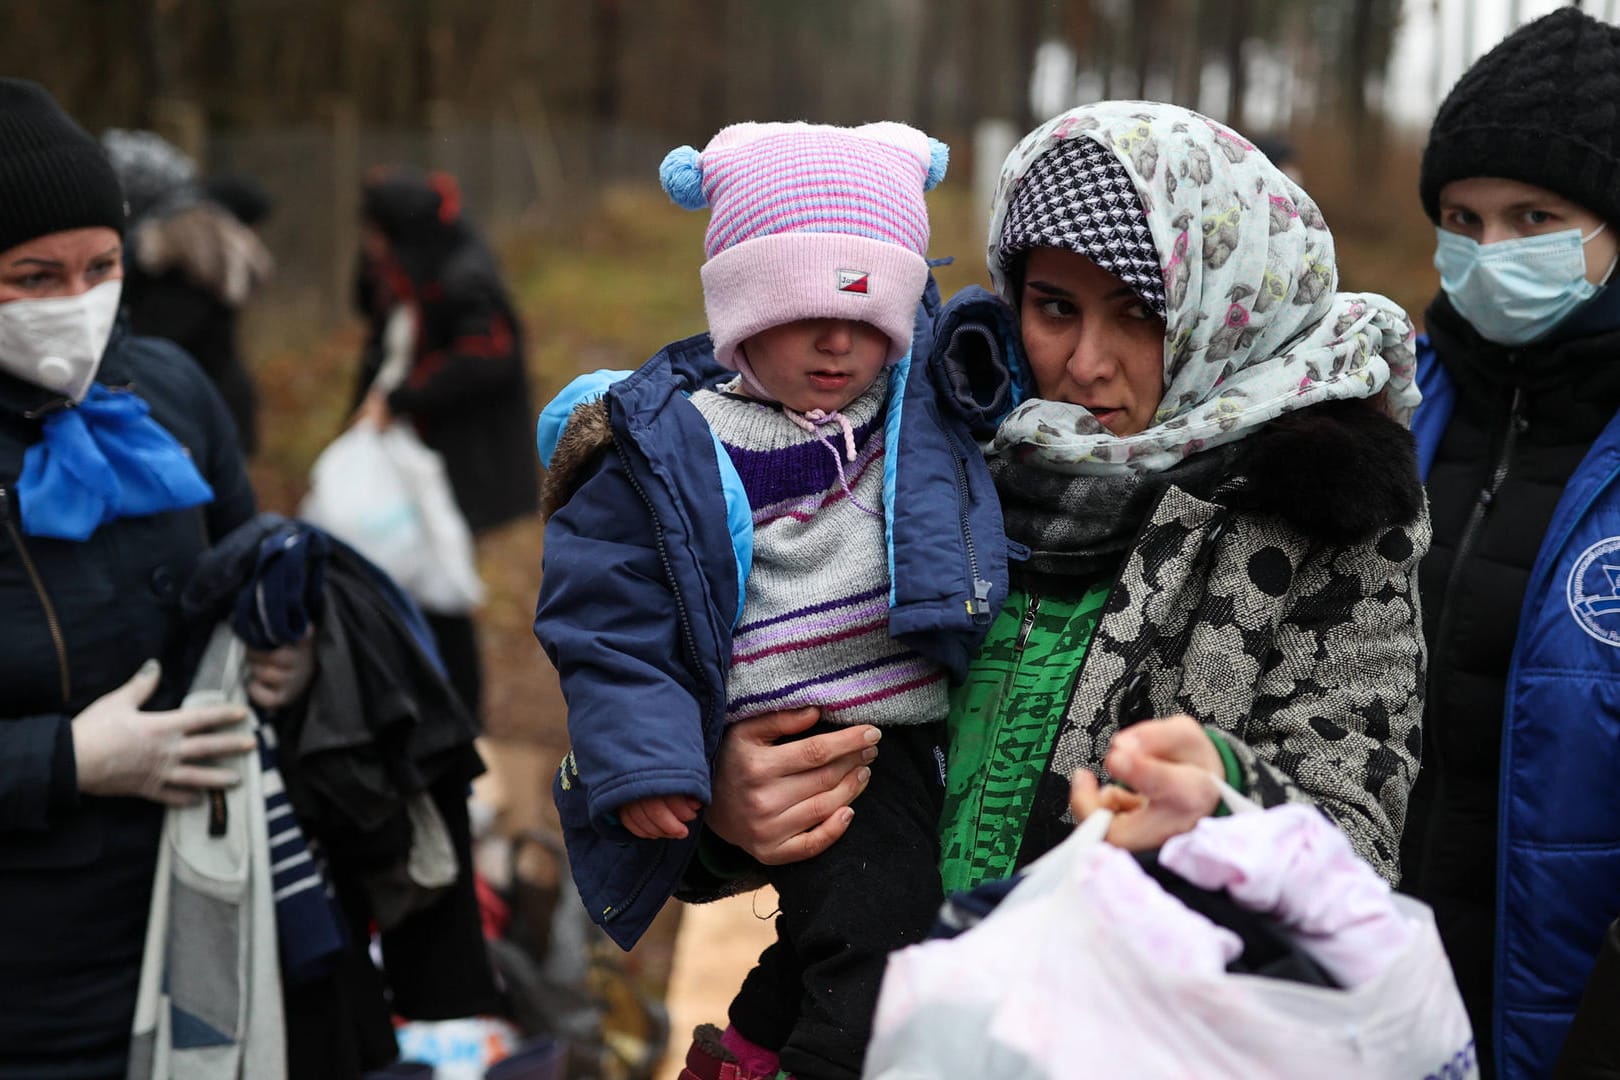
[866, 787, 1477, 1079]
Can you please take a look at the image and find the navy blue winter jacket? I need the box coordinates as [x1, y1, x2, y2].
[0, 330, 256, 1077]
[1414, 341, 1620, 1078]
[533, 285, 1010, 949]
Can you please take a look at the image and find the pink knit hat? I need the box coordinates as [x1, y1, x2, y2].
[660, 121, 948, 372]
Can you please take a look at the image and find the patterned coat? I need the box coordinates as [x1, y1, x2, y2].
[1015, 396, 1432, 885]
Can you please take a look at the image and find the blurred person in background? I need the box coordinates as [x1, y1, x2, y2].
[0, 77, 300, 1080]
[1400, 9, 1620, 1078]
[351, 167, 539, 722]
[100, 128, 273, 457]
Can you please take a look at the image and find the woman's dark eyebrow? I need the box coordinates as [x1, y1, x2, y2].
[8, 245, 119, 270]
[1025, 279, 1074, 298]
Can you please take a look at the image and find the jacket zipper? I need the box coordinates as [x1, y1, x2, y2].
[965, 590, 1044, 857]
[602, 436, 705, 924]
[0, 486, 71, 704]
[950, 434, 992, 618]
[1427, 383, 1525, 767]
[1015, 593, 1043, 654]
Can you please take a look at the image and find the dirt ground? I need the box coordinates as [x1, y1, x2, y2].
[654, 891, 780, 1080]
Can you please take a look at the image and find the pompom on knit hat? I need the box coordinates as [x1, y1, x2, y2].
[998, 135, 1166, 318]
[0, 79, 126, 254]
[1421, 6, 1620, 225]
[659, 121, 949, 371]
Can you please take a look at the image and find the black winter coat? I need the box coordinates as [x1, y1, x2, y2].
[0, 332, 255, 1078]
[124, 264, 260, 456]
[353, 245, 539, 534]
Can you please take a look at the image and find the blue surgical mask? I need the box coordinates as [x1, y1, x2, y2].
[1434, 224, 1615, 346]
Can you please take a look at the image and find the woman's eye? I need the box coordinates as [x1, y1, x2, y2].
[1036, 298, 1075, 319]
[9, 272, 50, 289]
[1122, 300, 1154, 321]
[88, 259, 117, 278]
[1524, 209, 1555, 226]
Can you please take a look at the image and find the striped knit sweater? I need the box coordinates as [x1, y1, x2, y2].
[690, 371, 948, 726]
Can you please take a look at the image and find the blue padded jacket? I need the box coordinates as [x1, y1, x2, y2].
[533, 283, 1010, 949]
[1415, 340, 1620, 1077]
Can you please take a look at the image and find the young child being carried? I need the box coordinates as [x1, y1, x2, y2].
[534, 121, 1007, 1080]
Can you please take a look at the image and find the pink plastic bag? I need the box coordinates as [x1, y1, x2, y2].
[867, 797, 1476, 1079]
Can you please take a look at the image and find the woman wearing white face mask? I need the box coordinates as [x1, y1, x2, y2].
[0, 80, 310, 1079]
[1401, 9, 1620, 1079]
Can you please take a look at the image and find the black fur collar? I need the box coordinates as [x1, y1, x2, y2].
[1221, 396, 1424, 544]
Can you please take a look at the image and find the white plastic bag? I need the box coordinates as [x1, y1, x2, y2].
[300, 420, 484, 614]
[866, 801, 1477, 1080]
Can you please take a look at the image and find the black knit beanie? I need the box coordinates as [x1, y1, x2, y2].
[1421, 7, 1620, 225]
[0, 79, 125, 254]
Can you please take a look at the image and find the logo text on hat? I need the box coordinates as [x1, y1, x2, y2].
[837, 270, 870, 295]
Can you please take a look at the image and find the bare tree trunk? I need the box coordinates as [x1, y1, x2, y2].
[130, 0, 164, 127]
[1015, 0, 1043, 132]
[700, 0, 732, 132]
[1430, 0, 1444, 113]
[1224, 0, 1249, 130]
[1344, 0, 1374, 133]
[588, 0, 621, 175]
[1133, 0, 1160, 99]
[1171, 0, 1203, 108]
[885, 0, 924, 124]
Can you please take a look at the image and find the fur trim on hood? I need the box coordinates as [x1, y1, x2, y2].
[541, 397, 613, 520]
[132, 202, 273, 307]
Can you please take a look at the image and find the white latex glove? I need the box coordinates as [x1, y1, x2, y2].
[245, 631, 317, 710]
[71, 659, 256, 806]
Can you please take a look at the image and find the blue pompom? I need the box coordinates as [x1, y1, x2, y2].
[925, 138, 950, 191]
[659, 146, 707, 209]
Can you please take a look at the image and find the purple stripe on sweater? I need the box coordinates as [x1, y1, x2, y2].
[728, 651, 914, 713]
[720, 417, 879, 509]
[732, 616, 891, 664]
[729, 653, 940, 715]
[735, 584, 889, 635]
[734, 597, 890, 653]
[750, 440, 884, 525]
[825, 671, 947, 715]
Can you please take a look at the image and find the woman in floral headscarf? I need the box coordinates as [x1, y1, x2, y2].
[689, 101, 1429, 933]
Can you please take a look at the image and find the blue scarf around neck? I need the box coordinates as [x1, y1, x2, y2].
[18, 383, 214, 541]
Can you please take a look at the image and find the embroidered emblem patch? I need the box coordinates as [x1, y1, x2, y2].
[1567, 536, 1620, 647]
[837, 269, 870, 294]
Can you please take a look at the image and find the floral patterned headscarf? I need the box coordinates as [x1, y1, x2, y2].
[986, 101, 1419, 475]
